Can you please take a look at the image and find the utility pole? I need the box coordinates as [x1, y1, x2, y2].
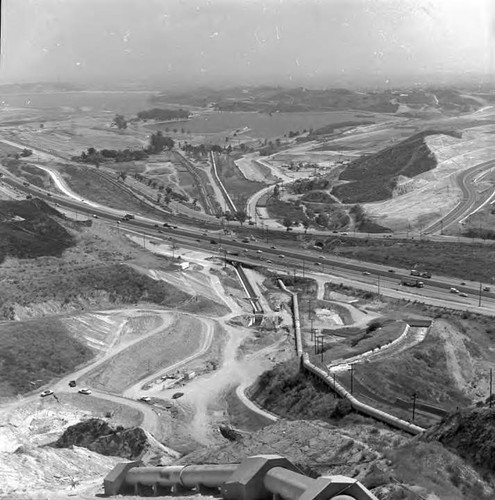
[479, 282, 482, 307]
[349, 364, 355, 394]
[377, 274, 381, 296]
[310, 318, 314, 341]
[320, 336, 324, 363]
[411, 392, 418, 422]
[490, 369, 493, 408]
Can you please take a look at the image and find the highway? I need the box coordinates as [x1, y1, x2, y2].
[2, 158, 495, 313]
[423, 159, 495, 234]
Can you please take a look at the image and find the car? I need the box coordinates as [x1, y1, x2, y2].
[341, 232, 348, 235]
[450, 288, 459, 294]
[362, 271, 371, 276]
[210, 239, 217, 244]
[68, 380, 76, 388]
[163, 223, 171, 227]
[92, 214, 98, 218]
[172, 392, 184, 399]
[266, 259, 272, 263]
[243, 248, 248, 252]
[256, 250, 263, 254]
[388, 269, 395, 273]
[332, 230, 338, 234]
[314, 262, 321, 266]
[55, 203, 60, 207]
[139, 396, 151, 403]
[460, 282, 466, 286]
[459, 292, 468, 297]
[278, 254, 285, 258]
[242, 238, 250, 243]
[78, 388, 92, 395]
[483, 286, 491, 292]
[116, 220, 121, 224]
[270, 246, 276, 249]
[40, 390, 54, 398]
[196, 239, 201, 242]
[154, 224, 159, 228]
[46, 193, 52, 197]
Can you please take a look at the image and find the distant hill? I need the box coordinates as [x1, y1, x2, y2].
[332, 130, 461, 203]
[0, 199, 75, 264]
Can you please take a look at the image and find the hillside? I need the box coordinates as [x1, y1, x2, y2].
[332, 130, 460, 203]
[422, 407, 495, 474]
[0, 198, 75, 263]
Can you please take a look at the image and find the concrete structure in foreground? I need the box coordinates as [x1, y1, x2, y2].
[104, 454, 378, 499]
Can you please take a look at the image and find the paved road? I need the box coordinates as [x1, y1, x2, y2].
[423, 159, 495, 234]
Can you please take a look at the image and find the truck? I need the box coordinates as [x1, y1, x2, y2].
[401, 278, 424, 288]
[410, 269, 431, 279]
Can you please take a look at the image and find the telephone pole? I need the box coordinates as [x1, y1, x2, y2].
[490, 369, 493, 408]
[349, 364, 355, 394]
[479, 282, 482, 307]
[411, 392, 418, 422]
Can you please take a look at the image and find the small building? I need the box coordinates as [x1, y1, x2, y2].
[179, 261, 190, 271]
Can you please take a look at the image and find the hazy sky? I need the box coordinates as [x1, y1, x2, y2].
[1, 0, 493, 88]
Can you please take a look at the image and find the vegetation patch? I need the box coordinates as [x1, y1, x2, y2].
[0, 199, 75, 264]
[0, 317, 93, 396]
[214, 153, 266, 209]
[251, 359, 342, 421]
[332, 131, 460, 203]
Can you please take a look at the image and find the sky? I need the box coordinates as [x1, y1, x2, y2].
[0, 0, 493, 89]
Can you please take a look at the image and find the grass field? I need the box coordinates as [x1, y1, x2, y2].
[0, 317, 93, 396]
[62, 165, 155, 213]
[82, 314, 203, 392]
[214, 154, 266, 209]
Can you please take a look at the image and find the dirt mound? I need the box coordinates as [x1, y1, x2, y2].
[0, 198, 75, 263]
[422, 407, 495, 474]
[52, 418, 150, 461]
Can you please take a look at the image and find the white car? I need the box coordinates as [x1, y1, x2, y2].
[459, 292, 468, 297]
[40, 390, 54, 397]
[78, 388, 92, 395]
[450, 288, 459, 294]
[139, 396, 151, 403]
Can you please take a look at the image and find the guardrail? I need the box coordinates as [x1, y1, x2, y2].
[104, 454, 378, 499]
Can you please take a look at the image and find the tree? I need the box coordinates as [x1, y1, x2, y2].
[282, 217, 293, 232]
[112, 114, 128, 131]
[273, 185, 280, 198]
[235, 210, 248, 226]
[302, 219, 310, 234]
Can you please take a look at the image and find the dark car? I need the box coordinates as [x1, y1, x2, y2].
[68, 380, 77, 388]
[210, 239, 217, 244]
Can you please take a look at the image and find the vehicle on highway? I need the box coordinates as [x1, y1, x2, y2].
[78, 388, 92, 395]
[242, 238, 250, 243]
[40, 390, 54, 397]
[270, 246, 276, 249]
[459, 292, 468, 297]
[256, 250, 263, 254]
[362, 271, 371, 276]
[401, 278, 424, 288]
[55, 203, 60, 207]
[139, 396, 151, 403]
[388, 269, 395, 273]
[483, 286, 491, 292]
[92, 214, 98, 218]
[314, 262, 321, 266]
[227, 251, 239, 256]
[172, 392, 184, 399]
[266, 259, 272, 263]
[210, 239, 217, 244]
[450, 288, 459, 294]
[278, 254, 285, 258]
[124, 214, 135, 220]
[341, 232, 348, 235]
[47, 193, 52, 197]
[460, 282, 466, 285]
[410, 269, 431, 278]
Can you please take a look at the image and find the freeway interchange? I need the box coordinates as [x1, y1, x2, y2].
[3, 170, 495, 314]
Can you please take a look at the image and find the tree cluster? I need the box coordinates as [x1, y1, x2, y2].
[290, 178, 330, 194]
[137, 108, 190, 121]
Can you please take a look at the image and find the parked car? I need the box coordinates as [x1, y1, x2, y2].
[139, 396, 151, 403]
[483, 286, 491, 292]
[68, 380, 77, 388]
[78, 388, 92, 395]
[40, 390, 54, 398]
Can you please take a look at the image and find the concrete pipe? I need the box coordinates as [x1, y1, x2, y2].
[264, 466, 314, 500]
[179, 464, 239, 488]
[125, 466, 184, 487]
